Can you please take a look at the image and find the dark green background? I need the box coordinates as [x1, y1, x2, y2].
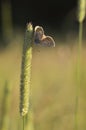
[0, 0, 76, 28]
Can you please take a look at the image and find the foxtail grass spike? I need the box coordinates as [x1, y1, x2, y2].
[20, 23, 33, 116]
[77, 0, 86, 22]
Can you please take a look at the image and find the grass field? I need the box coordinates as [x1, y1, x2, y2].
[0, 35, 86, 130]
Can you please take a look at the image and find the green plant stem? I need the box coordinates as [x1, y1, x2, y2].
[23, 116, 25, 130]
[74, 22, 83, 130]
[1, 81, 11, 130]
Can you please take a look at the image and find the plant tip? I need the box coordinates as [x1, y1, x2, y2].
[27, 22, 33, 31]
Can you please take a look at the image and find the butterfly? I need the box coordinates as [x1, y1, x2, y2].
[34, 26, 55, 47]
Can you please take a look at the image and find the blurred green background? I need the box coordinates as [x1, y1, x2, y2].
[0, 0, 86, 130]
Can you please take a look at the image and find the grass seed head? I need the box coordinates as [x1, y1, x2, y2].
[77, 0, 86, 22]
[20, 23, 33, 116]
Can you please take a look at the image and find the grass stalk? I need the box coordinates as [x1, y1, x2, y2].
[1, 81, 11, 130]
[74, 0, 85, 129]
[74, 21, 83, 130]
[1, 0, 13, 42]
[25, 110, 34, 130]
[23, 116, 25, 130]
